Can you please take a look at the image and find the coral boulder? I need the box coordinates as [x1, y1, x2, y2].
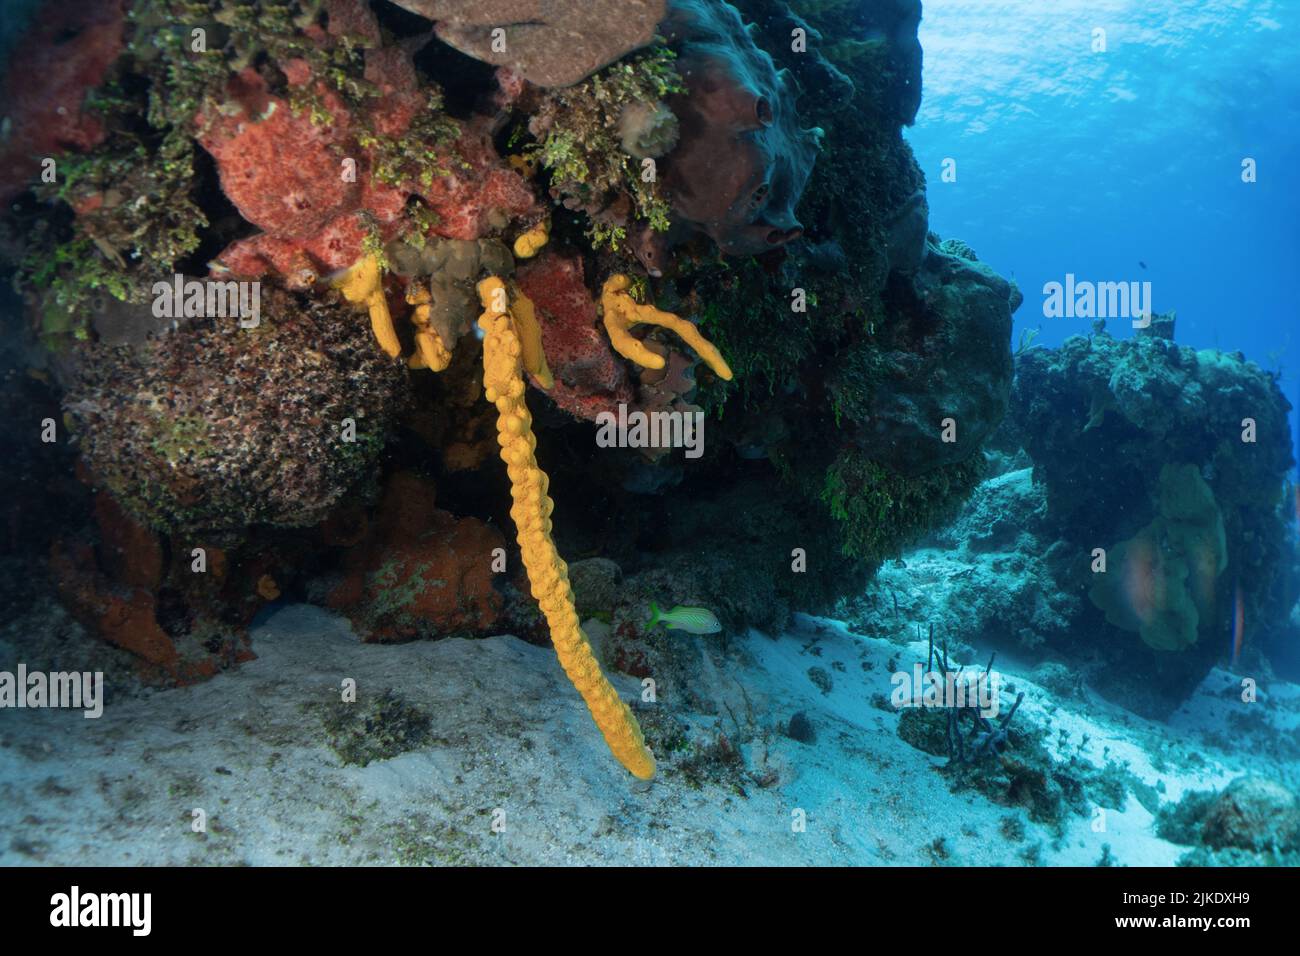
[65, 287, 407, 534]
[390, 0, 667, 88]
[835, 238, 1017, 478]
[327, 471, 507, 642]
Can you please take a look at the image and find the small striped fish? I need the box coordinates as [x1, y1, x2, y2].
[647, 601, 722, 635]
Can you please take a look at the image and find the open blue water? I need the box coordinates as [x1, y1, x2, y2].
[907, 0, 1300, 471]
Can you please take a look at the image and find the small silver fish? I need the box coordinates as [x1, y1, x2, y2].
[647, 602, 722, 635]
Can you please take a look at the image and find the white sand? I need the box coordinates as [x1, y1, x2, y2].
[3, 601, 1294, 866]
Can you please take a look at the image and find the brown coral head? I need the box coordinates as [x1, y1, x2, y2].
[391, 0, 667, 88]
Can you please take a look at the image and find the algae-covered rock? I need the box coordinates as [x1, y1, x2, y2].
[843, 239, 1015, 478]
[1012, 320, 1296, 694]
[1201, 776, 1300, 852]
[568, 558, 623, 618]
[319, 689, 434, 768]
[1160, 776, 1300, 859]
[1013, 323, 1293, 528]
[897, 705, 948, 757]
[64, 287, 407, 534]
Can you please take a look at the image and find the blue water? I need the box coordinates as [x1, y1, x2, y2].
[906, 0, 1300, 471]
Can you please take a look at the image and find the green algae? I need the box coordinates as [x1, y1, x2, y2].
[820, 450, 985, 565]
[318, 688, 433, 768]
[525, 47, 684, 252]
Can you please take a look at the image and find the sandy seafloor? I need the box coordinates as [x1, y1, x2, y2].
[1, 593, 1297, 866]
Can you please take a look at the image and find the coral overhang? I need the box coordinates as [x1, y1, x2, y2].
[1, 0, 1032, 782]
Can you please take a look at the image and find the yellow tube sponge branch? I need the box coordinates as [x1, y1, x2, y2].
[334, 254, 401, 358]
[405, 283, 453, 372]
[477, 276, 656, 780]
[509, 290, 555, 389]
[513, 220, 550, 260]
[600, 274, 733, 381]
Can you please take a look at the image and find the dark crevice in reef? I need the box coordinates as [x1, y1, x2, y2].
[174, 146, 257, 277]
[412, 37, 500, 119]
[367, 0, 434, 39]
[154, 586, 193, 640]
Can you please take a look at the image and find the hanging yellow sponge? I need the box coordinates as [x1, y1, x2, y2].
[334, 254, 401, 358]
[513, 220, 550, 259]
[405, 283, 453, 372]
[600, 274, 733, 381]
[477, 276, 656, 780]
[509, 290, 555, 389]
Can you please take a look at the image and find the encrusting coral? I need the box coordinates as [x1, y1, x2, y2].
[476, 277, 657, 780]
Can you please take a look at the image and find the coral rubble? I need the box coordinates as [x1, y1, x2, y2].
[1159, 775, 1300, 865]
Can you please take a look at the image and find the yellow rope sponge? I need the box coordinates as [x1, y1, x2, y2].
[600, 274, 733, 381]
[334, 254, 401, 358]
[509, 290, 555, 389]
[405, 283, 453, 372]
[513, 220, 550, 259]
[477, 276, 656, 780]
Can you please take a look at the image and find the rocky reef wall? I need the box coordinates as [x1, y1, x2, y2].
[0, 0, 1017, 689]
[1009, 316, 1297, 700]
[841, 311, 1298, 716]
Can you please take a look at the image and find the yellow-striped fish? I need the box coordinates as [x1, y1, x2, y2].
[648, 602, 722, 635]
